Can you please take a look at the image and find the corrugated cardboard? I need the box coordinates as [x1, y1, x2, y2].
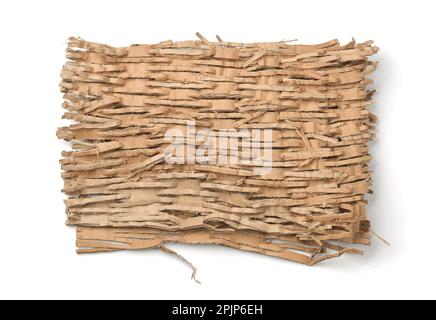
[58, 34, 378, 265]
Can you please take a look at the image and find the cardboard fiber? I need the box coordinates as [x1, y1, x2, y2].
[58, 34, 378, 266]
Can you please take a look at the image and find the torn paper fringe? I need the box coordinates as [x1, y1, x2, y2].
[58, 34, 378, 266]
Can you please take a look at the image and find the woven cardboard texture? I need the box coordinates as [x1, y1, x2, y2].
[58, 35, 378, 265]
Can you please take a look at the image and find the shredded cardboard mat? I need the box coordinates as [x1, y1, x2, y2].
[58, 34, 378, 266]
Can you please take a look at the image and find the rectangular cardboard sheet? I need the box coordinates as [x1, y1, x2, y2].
[58, 34, 378, 265]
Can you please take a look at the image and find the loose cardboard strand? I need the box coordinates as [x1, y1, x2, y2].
[59, 34, 378, 266]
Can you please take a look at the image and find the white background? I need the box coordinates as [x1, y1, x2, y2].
[0, 0, 434, 300]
